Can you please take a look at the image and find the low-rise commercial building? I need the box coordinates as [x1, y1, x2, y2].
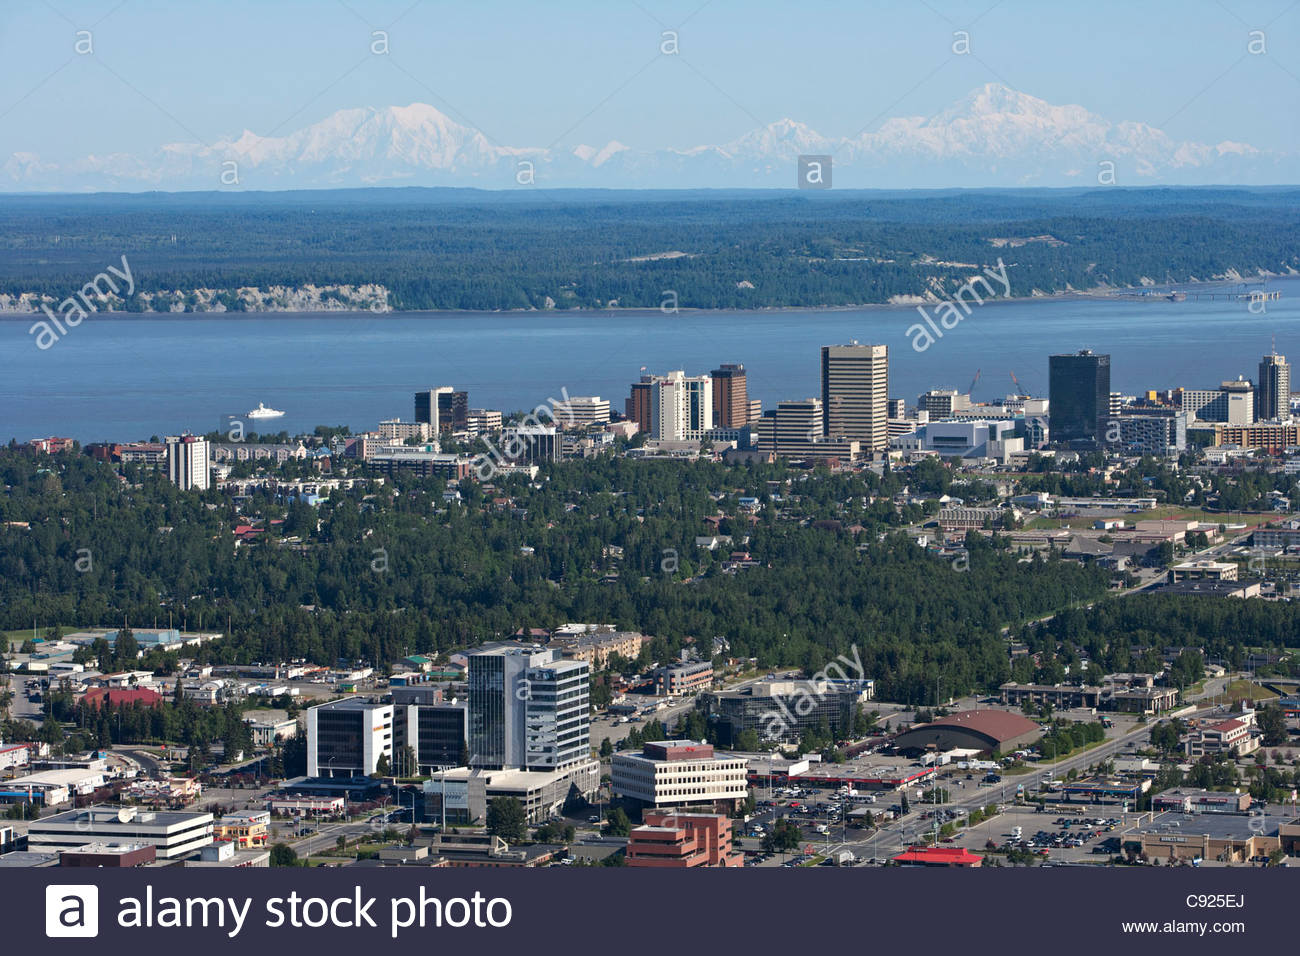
[1109, 685, 1180, 714]
[701, 680, 868, 747]
[1000, 682, 1102, 709]
[0, 768, 106, 806]
[1168, 560, 1238, 583]
[423, 760, 599, 826]
[892, 846, 982, 867]
[891, 709, 1042, 756]
[28, 806, 213, 859]
[1135, 812, 1287, 864]
[1151, 789, 1252, 814]
[243, 710, 300, 747]
[654, 659, 714, 696]
[214, 810, 270, 848]
[611, 741, 748, 812]
[0, 743, 35, 773]
[59, 842, 157, 868]
[1058, 777, 1150, 805]
[1186, 718, 1259, 757]
[626, 812, 742, 868]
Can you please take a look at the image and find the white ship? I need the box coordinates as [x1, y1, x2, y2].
[246, 402, 285, 419]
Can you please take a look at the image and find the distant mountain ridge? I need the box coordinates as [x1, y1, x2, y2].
[4, 83, 1294, 191]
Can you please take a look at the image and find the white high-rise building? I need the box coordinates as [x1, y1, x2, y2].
[821, 342, 889, 451]
[165, 434, 209, 490]
[650, 370, 713, 441]
[523, 658, 591, 770]
[550, 395, 611, 428]
[467, 645, 590, 771]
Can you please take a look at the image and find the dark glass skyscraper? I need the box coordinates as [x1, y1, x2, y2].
[1258, 352, 1291, 422]
[1049, 350, 1111, 444]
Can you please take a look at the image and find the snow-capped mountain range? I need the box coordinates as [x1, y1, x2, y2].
[4, 84, 1292, 191]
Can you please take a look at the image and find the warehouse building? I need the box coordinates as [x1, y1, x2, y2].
[890, 710, 1042, 756]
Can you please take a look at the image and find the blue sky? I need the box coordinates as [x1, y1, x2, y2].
[1, 0, 1298, 159]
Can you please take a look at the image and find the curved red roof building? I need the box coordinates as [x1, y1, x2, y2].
[891, 709, 1042, 755]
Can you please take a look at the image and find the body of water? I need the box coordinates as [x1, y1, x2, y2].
[3, 279, 1299, 442]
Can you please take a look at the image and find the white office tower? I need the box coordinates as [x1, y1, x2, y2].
[165, 434, 209, 490]
[651, 370, 714, 441]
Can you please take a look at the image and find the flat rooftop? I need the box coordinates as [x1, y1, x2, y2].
[1133, 811, 1296, 840]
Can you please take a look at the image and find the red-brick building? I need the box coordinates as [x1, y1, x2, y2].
[625, 811, 743, 868]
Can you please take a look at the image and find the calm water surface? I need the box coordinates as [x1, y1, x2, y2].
[3, 279, 1299, 442]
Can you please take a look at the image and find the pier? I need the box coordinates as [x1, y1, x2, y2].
[1112, 288, 1281, 303]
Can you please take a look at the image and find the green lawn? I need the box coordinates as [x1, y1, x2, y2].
[1224, 680, 1277, 704]
[3, 627, 96, 651]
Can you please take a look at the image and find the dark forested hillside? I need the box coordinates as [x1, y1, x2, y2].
[0, 449, 1109, 703]
[1, 187, 1297, 311]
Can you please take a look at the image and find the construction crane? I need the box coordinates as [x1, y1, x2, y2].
[968, 369, 981, 397]
[1009, 371, 1024, 395]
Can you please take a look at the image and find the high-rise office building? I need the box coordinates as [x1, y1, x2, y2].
[466, 646, 589, 771]
[625, 377, 654, 432]
[414, 387, 453, 432]
[501, 424, 559, 463]
[390, 685, 468, 774]
[522, 658, 591, 771]
[1258, 353, 1291, 422]
[306, 699, 394, 777]
[165, 434, 209, 490]
[1048, 350, 1111, 444]
[917, 388, 971, 419]
[711, 364, 749, 428]
[1175, 382, 1254, 425]
[550, 396, 611, 428]
[649, 370, 713, 441]
[754, 399, 860, 460]
[414, 387, 468, 433]
[821, 342, 888, 451]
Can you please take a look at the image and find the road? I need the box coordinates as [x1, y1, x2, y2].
[808, 719, 1159, 863]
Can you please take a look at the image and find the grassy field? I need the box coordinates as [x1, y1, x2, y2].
[2, 626, 97, 651]
[1223, 679, 1278, 704]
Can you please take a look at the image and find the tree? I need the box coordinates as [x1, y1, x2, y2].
[269, 843, 299, 867]
[599, 738, 614, 758]
[374, 752, 391, 777]
[485, 797, 527, 844]
[605, 806, 632, 837]
[760, 817, 801, 853]
[1258, 705, 1288, 747]
[395, 744, 418, 778]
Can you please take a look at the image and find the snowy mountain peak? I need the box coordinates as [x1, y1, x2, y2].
[5, 85, 1289, 190]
